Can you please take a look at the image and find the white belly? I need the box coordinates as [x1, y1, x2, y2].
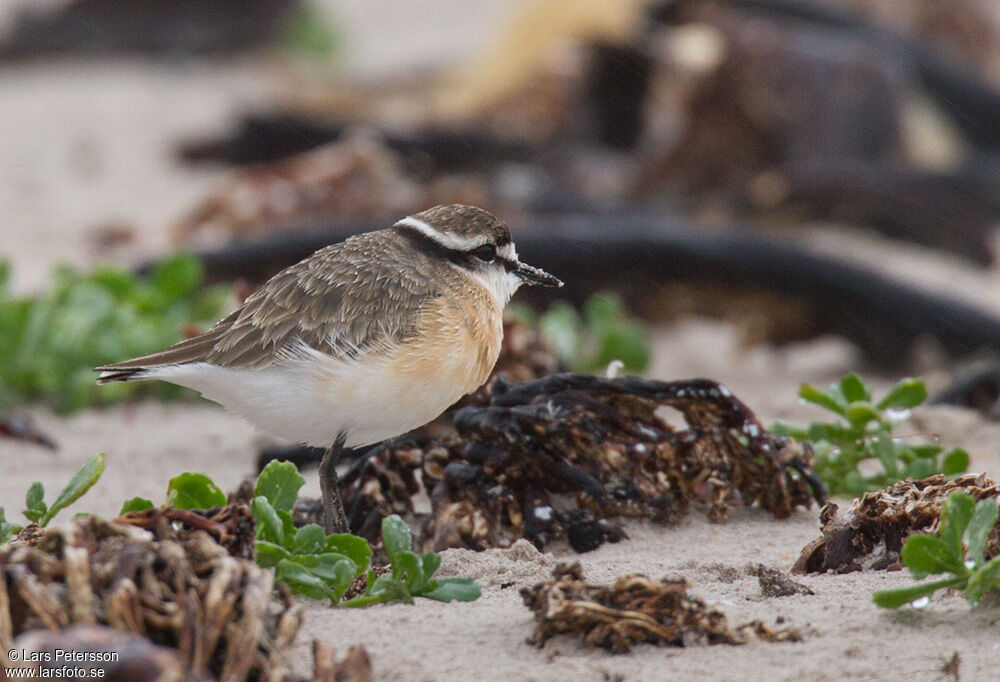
[149, 343, 487, 448]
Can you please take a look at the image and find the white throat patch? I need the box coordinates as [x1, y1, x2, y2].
[467, 265, 522, 306]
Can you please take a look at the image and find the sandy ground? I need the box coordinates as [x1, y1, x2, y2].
[3, 4, 1000, 680]
[3, 322, 1000, 681]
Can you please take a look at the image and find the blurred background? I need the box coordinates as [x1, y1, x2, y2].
[5, 0, 1000, 425]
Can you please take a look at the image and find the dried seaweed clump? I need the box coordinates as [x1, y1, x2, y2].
[521, 562, 801, 653]
[794, 474, 1000, 574]
[340, 373, 824, 552]
[0, 507, 301, 681]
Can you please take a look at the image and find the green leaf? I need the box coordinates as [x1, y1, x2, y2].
[965, 556, 1000, 604]
[391, 550, 423, 589]
[939, 491, 976, 558]
[293, 524, 327, 555]
[798, 383, 846, 415]
[254, 460, 306, 514]
[91, 266, 137, 300]
[166, 472, 226, 511]
[872, 576, 965, 609]
[296, 553, 360, 600]
[900, 534, 965, 577]
[118, 497, 154, 515]
[539, 302, 581, 366]
[23, 482, 46, 523]
[504, 303, 535, 326]
[279, 3, 340, 60]
[331, 557, 358, 599]
[382, 515, 413, 563]
[876, 378, 927, 410]
[295, 552, 351, 577]
[590, 323, 651, 373]
[910, 444, 943, 459]
[768, 421, 809, 441]
[368, 574, 414, 604]
[150, 253, 203, 301]
[25, 481, 45, 513]
[324, 534, 373, 571]
[278, 511, 296, 545]
[251, 496, 285, 546]
[421, 552, 442, 583]
[276, 559, 333, 601]
[422, 577, 482, 602]
[871, 436, 898, 480]
[583, 292, 624, 333]
[256, 540, 291, 568]
[844, 401, 879, 426]
[966, 498, 999, 567]
[39, 453, 105, 526]
[0, 508, 22, 544]
[806, 422, 851, 444]
[941, 449, 970, 476]
[839, 373, 870, 403]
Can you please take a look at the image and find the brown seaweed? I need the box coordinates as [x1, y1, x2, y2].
[338, 372, 824, 552]
[746, 563, 813, 598]
[520, 562, 801, 653]
[793, 474, 1000, 574]
[0, 507, 300, 681]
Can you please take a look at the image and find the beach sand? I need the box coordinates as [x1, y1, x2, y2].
[2, 6, 1000, 677]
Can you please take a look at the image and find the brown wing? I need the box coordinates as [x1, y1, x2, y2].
[97, 229, 439, 372]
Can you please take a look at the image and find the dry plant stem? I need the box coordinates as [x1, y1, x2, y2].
[321, 432, 350, 534]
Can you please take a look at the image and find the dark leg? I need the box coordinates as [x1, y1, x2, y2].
[320, 432, 349, 534]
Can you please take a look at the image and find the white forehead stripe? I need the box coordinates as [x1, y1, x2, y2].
[395, 216, 487, 251]
[498, 242, 517, 261]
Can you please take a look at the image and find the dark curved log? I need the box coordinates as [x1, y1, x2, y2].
[932, 361, 1000, 420]
[0, 0, 300, 59]
[179, 113, 536, 170]
[152, 211, 1000, 368]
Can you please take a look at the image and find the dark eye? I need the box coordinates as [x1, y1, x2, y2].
[472, 244, 497, 263]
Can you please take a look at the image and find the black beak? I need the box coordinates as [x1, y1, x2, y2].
[515, 261, 563, 287]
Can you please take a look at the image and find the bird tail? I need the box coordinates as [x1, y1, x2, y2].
[94, 326, 226, 385]
[95, 367, 153, 384]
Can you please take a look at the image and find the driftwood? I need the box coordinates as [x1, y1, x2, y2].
[0, 0, 300, 60]
[777, 160, 999, 265]
[157, 213, 1000, 367]
[0, 415, 57, 449]
[933, 360, 1000, 420]
[180, 113, 536, 170]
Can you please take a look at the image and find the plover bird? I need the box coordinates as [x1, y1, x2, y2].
[96, 204, 562, 533]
